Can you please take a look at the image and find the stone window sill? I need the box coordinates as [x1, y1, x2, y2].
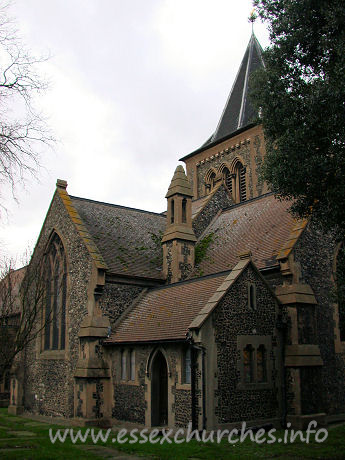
[176, 383, 191, 391]
[119, 379, 139, 386]
[39, 350, 66, 360]
[237, 381, 272, 390]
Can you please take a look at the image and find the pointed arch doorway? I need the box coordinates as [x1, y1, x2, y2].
[151, 350, 168, 426]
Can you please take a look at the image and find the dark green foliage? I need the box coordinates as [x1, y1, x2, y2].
[250, 0, 345, 234]
[336, 244, 345, 341]
[195, 233, 214, 266]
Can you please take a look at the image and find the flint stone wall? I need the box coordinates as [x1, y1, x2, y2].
[293, 224, 345, 416]
[213, 264, 281, 424]
[23, 192, 92, 417]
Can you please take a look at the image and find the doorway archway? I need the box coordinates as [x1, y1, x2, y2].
[151, 350, 168, 426]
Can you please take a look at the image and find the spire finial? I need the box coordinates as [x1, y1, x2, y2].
[248, 8, 257, 33]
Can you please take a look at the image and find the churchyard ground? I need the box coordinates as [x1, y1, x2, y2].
[0, 408, 344, 459]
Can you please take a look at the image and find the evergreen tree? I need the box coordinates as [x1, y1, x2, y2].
[251, 0, 345, 234]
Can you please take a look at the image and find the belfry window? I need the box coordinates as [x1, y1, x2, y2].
[222, 162, 246, 203]
[206, 171, 216, 194]
[223, 167, 233, 196]
[235, 162, 246, 202]
[44, 233, 67, 351]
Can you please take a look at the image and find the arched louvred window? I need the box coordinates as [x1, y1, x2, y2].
[232, 161, 246, 203]
[234, 162, 246, 202]
[336, 243, 345, 341]
[209, 171, 216, 192]
[239, 164, 246, 202]
[205, 169, 217, 195]
[44, 233, 67, 351]
[223, 167, 233, 197]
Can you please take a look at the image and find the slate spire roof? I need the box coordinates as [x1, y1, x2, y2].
[205, 33, 264, 146]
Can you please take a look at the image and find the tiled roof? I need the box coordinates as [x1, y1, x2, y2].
[71, 196, 166, 279]
[58, 186, 107, 270]
[193, 194, 300, 276]
[107, 273, 228, 343]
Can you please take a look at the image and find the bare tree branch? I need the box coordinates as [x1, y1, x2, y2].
[0, 248, 64, 379]
[0, 2, 55, 214]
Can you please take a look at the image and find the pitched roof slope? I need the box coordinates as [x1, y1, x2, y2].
[71, 196, 166, 279]
[208, 33, 264, 146]
[191, 183, 222, 219]
[107, 273, 228, 343]
[193, 194, 299, 276]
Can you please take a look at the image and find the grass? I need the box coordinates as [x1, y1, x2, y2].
[0, 408, 344, 459]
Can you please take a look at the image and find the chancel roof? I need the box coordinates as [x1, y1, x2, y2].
[71, 196, 166, 279]
[191, 194, 300, 277]
[102, 193, 305, 344]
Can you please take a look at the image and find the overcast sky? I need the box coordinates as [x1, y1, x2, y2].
[0, 0, 270, 264]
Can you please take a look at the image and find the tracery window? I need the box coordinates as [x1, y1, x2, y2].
[44, 233, 67, 351]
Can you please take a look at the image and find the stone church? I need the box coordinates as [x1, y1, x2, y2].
[8, 33, 345, 431]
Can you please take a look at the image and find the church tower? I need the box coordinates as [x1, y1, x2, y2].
[162, 165, 196, 283]
[180, 33, 267, 203]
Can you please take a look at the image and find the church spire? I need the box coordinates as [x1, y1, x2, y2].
[208, 33, 264, 145]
